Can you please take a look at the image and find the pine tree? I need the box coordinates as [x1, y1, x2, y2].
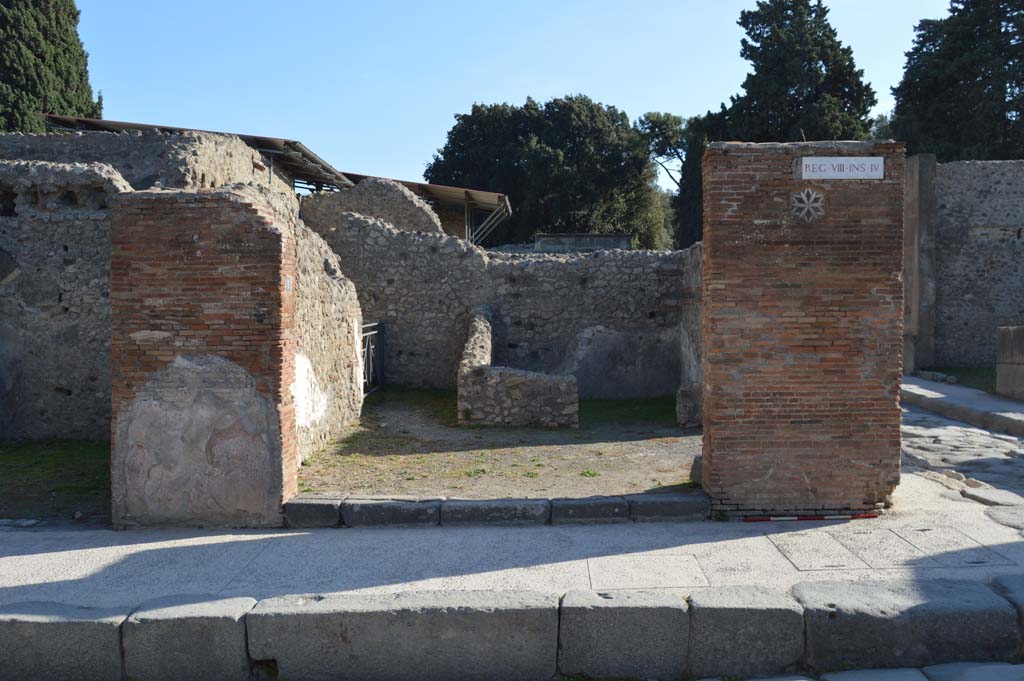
[892, 0, 1023, 161]
[672, 0, 876, 248]
[0, 0, 102, 133]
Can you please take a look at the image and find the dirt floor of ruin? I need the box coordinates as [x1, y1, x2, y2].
[298, 390, 701, 499]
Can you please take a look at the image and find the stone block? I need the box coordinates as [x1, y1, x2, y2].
[961, 487, 1024, 506]
[550, 496, 628, 524]
[440, 498, 550, 525]
[247, 590, 558, 681]
[341, 498, 441, 526]
[627, 491, 708, 521]
[0, 601, 128, 681]
[997, 326, 1024, 365]
[997, 363, 1024, 400]
[988, 506, 1024, 530]
[688, 585, 804, 678]
[123, 594, 255, 681]
[921, 662, 1024, 681]
[822, 669, 928, 681]
[283, 497, 343, 527]
[794, 579, 1019, 670]
[557, 590, 688, 681]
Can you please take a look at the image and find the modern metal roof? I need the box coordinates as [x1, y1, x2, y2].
[337, 170, 511, 214]
[40, 114, 512, 215]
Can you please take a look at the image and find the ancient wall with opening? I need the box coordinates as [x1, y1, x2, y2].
[701, 141, 905, 516]
[300, 204, 702, 402]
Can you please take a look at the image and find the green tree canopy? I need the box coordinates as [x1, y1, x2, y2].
[892, 0, 1023, 161]
[0, 0, 102, 133]
[425, 95, 670, 249]
[652, 0, 876, 248]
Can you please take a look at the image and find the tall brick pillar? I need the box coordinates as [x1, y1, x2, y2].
[110, 189, 297, 527]
[701, 141, 905, 516]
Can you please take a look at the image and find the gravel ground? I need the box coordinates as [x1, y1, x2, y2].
[298, 390, 701, 499]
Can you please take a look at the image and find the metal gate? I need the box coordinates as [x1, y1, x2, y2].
[362, 321, 383, 395]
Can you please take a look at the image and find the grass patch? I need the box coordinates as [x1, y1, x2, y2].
[925, 366, 997, 395]
[366, 388, 458, 426]
[579, 395, 677, 428]
[579, 469, 600, 477]
[0, 440, 110, 520]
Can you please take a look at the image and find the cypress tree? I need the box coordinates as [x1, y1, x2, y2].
[0, 0, 102, 133]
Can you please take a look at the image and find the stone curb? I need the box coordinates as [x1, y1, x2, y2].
[551, 496, 629, 524]
[246, 590, 559, 680]
[627, 491, 710, 521]
[901, 386, 1024, 437]
[285, 491, 711, 527]
[5, 578, 1023, 680]
[123, 594, 256, 681]
[282, 497, 343, 527]
[440, 498, 551, 525]
[341, 497, 443, 526]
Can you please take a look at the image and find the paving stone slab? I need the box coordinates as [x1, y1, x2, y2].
[123, 594, 255, 681]
[626, 491, 709, 521]
[688, 585, 804, 678]
[961, 487, 1024, 506]
[440, 498, 550, 525]
[557, 590, 688, 681]
[283, 497, 343, 527]
[793, 579, 1020, 670]
[922, 661, 1024, 681]
[341, 498, 441, 526]
[587, 554, 709, 590]
[551, 496, 628, 524]
[987, 506, 1024, 529]
[0, 601, 128, 681]
[247, 590, 558, 681]
[822, 669, 929, 681]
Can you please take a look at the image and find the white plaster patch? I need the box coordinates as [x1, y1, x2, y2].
[291, 353, 328, 429]
[129, 330, 172, 343]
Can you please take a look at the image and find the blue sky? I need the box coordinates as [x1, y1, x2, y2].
[76, 0, 951, 190]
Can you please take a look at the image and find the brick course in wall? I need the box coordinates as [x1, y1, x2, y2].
[110, 188, 298, 527]
[701, 141, 905, 516]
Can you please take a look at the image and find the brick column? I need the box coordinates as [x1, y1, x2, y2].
[701, 141, 905, 516]
[110, 189, 297, 527]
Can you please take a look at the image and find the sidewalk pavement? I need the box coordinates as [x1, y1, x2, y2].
[903, 376, 1024, 437]
[1, 474, 1021, 610]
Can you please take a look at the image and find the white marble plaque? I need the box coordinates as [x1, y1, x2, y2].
[801, 156, 883, 179]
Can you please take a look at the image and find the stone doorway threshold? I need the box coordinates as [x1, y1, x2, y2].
[284, 490, 711, 528]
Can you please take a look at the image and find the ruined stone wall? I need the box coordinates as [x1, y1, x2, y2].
[0, 130, 294, 194]
[301, 202, 700, 399]
[110, 186, 362, 527]
[457, 308, 578, 427]
[933, 161, 1024, 366]
[0, 161, 131, 440]
[292, 214, 364, 461]
[702, 141, 905, 516]
[302, 178, 444, 234]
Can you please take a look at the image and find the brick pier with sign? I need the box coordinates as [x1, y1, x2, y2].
[701, 141, 906, 517]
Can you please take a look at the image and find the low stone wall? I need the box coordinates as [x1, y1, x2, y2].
[933, 161, 1024, 366]
[997, 326, 1024, 400]
[301, 177, 443, 234]
[0, 129, 293, 193]
[457, 308, 578, 428]
[110, 186, 362, 527]
[300, 201, 701, 402]
[0, 161, 132, 440]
